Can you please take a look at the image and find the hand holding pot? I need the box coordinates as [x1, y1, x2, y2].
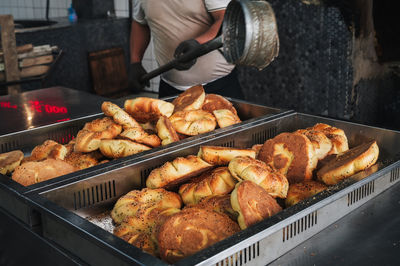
[173, 39, 201, 71]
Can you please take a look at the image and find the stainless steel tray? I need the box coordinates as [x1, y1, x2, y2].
[0, 98, 287, 225]
[26, 112, 400, 265]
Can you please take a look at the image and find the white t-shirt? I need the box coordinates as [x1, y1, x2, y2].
[133, 0, 235, 91]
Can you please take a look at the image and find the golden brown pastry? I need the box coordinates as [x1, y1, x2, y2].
[187, 195, 238, 221]
[285, 180, 328, 207]
[213, 109, 241, 128]
[120, 128, 161, 148]
[146, 155, 213, 189]
[158, 207, 240, 263]
[251, 144, 263, 157]
[99, 139, 151, 158]
[257, 132, 318, 184]
[169, 110, 217, 136]
[317, 140, 379, 185]
[156, 116, 180, 146]
[231, 180, 282, 229]
[198, 145, 256, 165]
[0, 150, 24, 175]
[178, 167, 237, 205]
[228, 156, 289, 198]
[12, 159, 76, 186]
[64, 150, 103, 170]
[101, 101, 142, 129]
[124, 97, 174, 123]
[172, 85, 205, 113]
[202, 94, 238, 115]
[295, 129, 332, 160]
[30, 140, 67, 161]
[111, 188, 182, 224]
[309, 123, 349, 155]
[74, 117, 122, 153]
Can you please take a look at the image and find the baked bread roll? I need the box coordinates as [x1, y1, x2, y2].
[158, 207, 240, 263]
[228, 156, 289, 198]
[64, 150, 103, 170]
[295, 129, 332, 160]
[101, 101, 141, 129]
[120, 128, 161, 148]
[213, 109, 241, 128]
[187, 195, 238, 221]
[172, 85, 205, 113]
[12, 159, 76, 186]
[30, 140, 67, 161]
[257, 132, 318, 184]
[178, 167, 237, 205]
[124, 97, 174, 123]
[169, 110, 217, 136]
[99, 139, 151, 158]
[251, 144, 263, 157]
[146, 155, 213, 189]
[202, 94, 238, 115]
[156, 116, 180, 146]
[111, 188, 182, 224]
[231, 180, 282, 229]
[317, 140, 379, 185]
[309, 123, 349, 155]
[285, 180, 328, 207]
[198, 146, 256, 165]
[0, 150, 24, 175]
[74, 117, 122, 153]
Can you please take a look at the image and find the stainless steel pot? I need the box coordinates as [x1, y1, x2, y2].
[141, 0, 279, 82]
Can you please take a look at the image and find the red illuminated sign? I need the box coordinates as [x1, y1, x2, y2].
[0, 101, 17, 109]
[28, 100, 68, 114]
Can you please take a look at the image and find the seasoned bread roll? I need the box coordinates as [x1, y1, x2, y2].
[258, 132, 318, 184]
[295, 129, 332, 160]
[309, 123, 349, 155]
[231, 180, 282, 229]
[317, 140, 379, 185]
[64, 150, 103, 170]
[0, 150, 24, 175]
[74, 117, 122, 153]
[101, 101, 141, 129]
[156, 116, 180, 146]
[169, 110, 217, 136]
[228, 156, 289, 198]
[202, 94, 237, 115]
[172, 85, 205, 113]
[285, 180, 328, 207]
[146, 155, 213, 189]
[198, 146, 256, 165]
[251, 144, 263, 157]
[158, 207, 240, 263]
[213, 109, 241, 128]
[99, 139, 151, 158]
[187, 195, 238, 221]
[111, 188, 182, 224]
[124, 97, 174, 123]
[178, 167, 237, 205]
[30, 140, 67, 161]
[120, 128, 161, 148]
[12, 159, 76, 186]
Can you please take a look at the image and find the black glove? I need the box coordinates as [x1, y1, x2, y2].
[128, 62, 150, 92]
[173, 39, 201, 71]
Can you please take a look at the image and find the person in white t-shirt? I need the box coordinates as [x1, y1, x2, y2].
[129, 0, 244, 99]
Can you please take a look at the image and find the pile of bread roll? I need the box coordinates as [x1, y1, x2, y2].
[0, 85, 241, 187]
[110, 123, 379, 263]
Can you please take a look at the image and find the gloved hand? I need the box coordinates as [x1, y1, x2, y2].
[128, 62, 150, 92]
[173, 39, 201, 71]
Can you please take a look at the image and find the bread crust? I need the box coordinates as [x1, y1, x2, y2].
[101, 101, 141, 129]
[169, 110, 216, 136]
[0, 150, 24, 175]
[202, 94, 237, 115]
[231, 180, 282, 229]
[258, 132, 318, 184]
[213, 109, 241, 128]
[309, 123, 349, 155]
[172, 85, 205, 113]
[124, 97, 174, 123]
[30, 140, 67, 161]
[158, 208, 240, 263]
[317, 140, 379, 185]
[295, 129, 332, 160]
[99, 139, 151, 158]
[120, 128, 161, 148]
[146, 155, 213, 189]
[156, 116, 180, 146]
[285, 180, 328, 207]
[64, 150, 103, 170]
[186, 195, 238, 221]
[179, 167, 237, 205]
[198, 146, 256, 165]
[228, 156, 289, 198]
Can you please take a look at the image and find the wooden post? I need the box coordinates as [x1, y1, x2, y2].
[0, 15, 21, 94]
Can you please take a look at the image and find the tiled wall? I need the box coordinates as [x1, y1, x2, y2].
[0, 0, 72, 20]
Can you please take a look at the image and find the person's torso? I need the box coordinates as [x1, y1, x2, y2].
[139, 0, 234, 89]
